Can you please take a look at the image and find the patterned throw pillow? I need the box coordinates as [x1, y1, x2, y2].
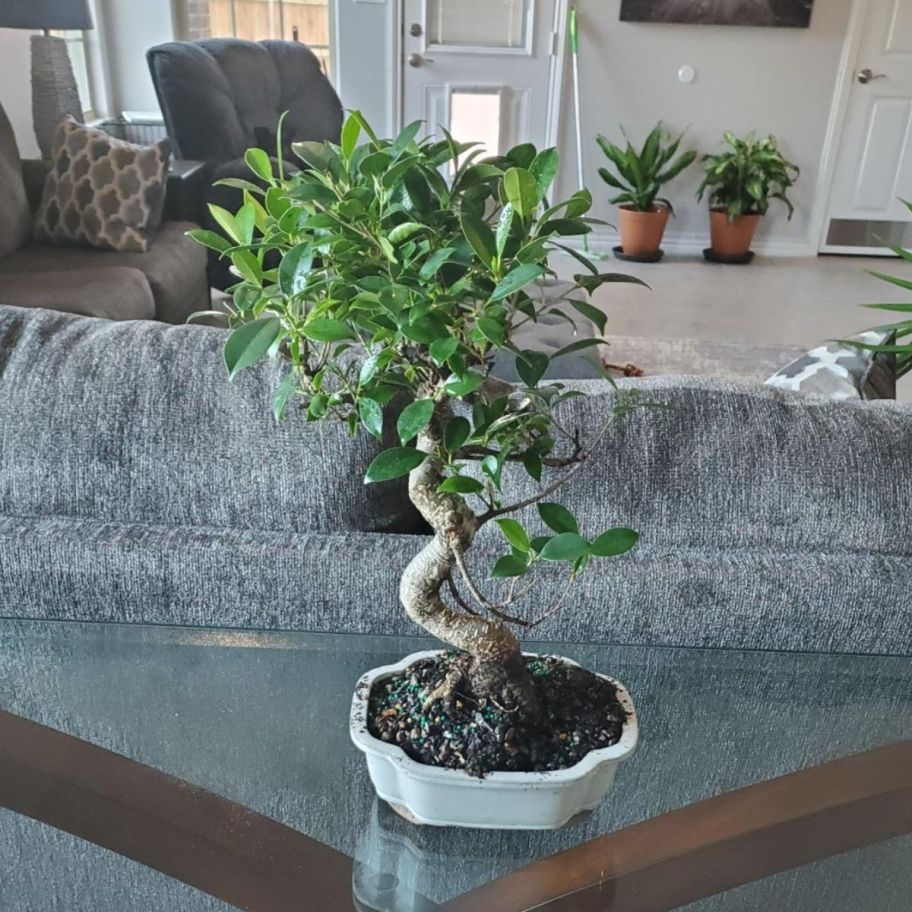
[765, 330, 896, 401]
[33, 117, 170, 254]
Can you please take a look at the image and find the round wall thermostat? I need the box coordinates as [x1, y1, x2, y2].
[678, 65, 696, 84]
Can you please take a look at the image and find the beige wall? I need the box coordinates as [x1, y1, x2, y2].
[558, 0, 855, 251]
[0, 28, 40, 158]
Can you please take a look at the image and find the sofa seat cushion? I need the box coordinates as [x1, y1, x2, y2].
[0, 103, 31, 258]
[0, 221, 208, 324]
[0, 270, 155, 320]
[0, 306, 424, 535]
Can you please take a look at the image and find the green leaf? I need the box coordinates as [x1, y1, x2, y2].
[388, 221, 425, 244]
[359, 398, 383, 439]
[496, 204, 514, 258]
[444, 370, 485, 397]
[590, 528, 639, 557]
[224, 317, 283, 380]
[460, 210, 497, 266]
[478, 317, 506, 347]
[364, 447, 427, 483]
[568, 298, 608, 335]
[538, 502, 579, 534]
[230, 249, 262, 285]
[245, 147, 273, 182]
[522, 451, 542, 481]
[397, 398, 435, 444]
[235, 202, 255, 245]
[516, 350, 550, 387]
[430, 337, 458, 365]
[552, 337, 607, 359]
[503, 167, 539, 219]
[530, 148, 560, 197]
[272, 372, 295, 422]
[340, 114, 361, 159]
[437, 475, 484, 495]
[207, 204, 241, 244]
[488, 263, 545, 303]
[444, 417, 471, 453]
[278, 243, 313, 296]
[302, 319, 355, 342]
[491, 553, 530, 578]
[539, 532, 589, 562]
[420, 247, 457, 281]
[186, 228, 232, 254]
[496, 518, 530, 553]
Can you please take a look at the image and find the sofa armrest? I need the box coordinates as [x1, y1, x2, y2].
[21, 159, 52, 212]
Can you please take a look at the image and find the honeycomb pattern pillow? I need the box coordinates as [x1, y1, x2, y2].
[33, 117, 170, 253]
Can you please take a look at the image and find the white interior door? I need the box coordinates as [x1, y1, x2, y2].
[822, 0, 912, 253]
[400, 0, 564, 160]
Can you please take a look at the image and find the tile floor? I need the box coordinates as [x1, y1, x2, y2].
[553, 251, 912, 400]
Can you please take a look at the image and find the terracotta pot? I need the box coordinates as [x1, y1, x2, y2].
[709, 208, 762, 258]
[617, 205, 670, 257]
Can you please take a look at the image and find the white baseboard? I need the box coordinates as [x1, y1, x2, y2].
[577, 230, 818, 259]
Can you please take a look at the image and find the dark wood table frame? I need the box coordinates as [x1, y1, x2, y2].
[1, 708, 910, 912]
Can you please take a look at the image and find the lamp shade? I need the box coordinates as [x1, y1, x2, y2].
[0, 0, 94, 31]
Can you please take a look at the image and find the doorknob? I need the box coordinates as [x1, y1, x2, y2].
[408, 53, 434, 67]
[409, 22, 423, 37]
[857, 68, 887, 84]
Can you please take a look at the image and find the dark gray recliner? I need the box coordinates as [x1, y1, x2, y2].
[147, 38, 343, 290]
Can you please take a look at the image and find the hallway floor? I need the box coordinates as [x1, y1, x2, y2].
[553, 251, 912, 399]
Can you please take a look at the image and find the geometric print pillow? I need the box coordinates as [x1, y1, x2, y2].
[765, 330, 896, 401]
[33, 117, 170, 254]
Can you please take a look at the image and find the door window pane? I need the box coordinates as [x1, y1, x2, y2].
[450, 90, 502, 166]
[207, 0, 330, 73]
[427, 0, 529, 49]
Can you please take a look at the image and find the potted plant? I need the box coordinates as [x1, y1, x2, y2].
[697, 132, 799, 262]
[192, 112, 645, 829]
[596, 123, 697, 262]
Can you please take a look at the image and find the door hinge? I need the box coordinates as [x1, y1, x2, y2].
[551, 31, 560, 56]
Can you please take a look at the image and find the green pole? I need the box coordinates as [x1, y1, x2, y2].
[569, 7, 588, 253]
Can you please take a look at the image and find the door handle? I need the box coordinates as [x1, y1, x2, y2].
[857, 68, 887, 84]
[408, 53, 434, 67]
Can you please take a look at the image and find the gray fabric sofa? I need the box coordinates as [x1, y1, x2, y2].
[0, 103, 209, 324]
[1, 306, 910, 656]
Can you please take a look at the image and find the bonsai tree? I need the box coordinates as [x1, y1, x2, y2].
[596, 124, 696, 259]
[191, 111, 644, 723]
[697, 131, 799, 259]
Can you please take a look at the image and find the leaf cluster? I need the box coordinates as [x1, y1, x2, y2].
[191, 110, 645, 579]
[697, 132, 799, 220]
[596, 123, 697, 213]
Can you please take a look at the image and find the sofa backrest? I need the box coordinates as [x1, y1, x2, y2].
[0, 306, 422, 535]
[147, 39, 343, 163]
[490, 376, 911, 558]
[0, 102, 32, 258]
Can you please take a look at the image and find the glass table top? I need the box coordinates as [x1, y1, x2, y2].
[1, 618, 910, 911]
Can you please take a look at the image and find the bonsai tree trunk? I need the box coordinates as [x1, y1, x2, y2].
[400, 420, 539, 718]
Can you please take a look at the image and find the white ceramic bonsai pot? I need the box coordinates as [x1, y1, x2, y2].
[350, 649, 639, 830]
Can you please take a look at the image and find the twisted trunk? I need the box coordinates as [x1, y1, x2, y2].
[399, 422, 538, 718]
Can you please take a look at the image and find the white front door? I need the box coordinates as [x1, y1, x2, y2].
[822, 0, 912, 253]
[399, 0, 564, 161]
